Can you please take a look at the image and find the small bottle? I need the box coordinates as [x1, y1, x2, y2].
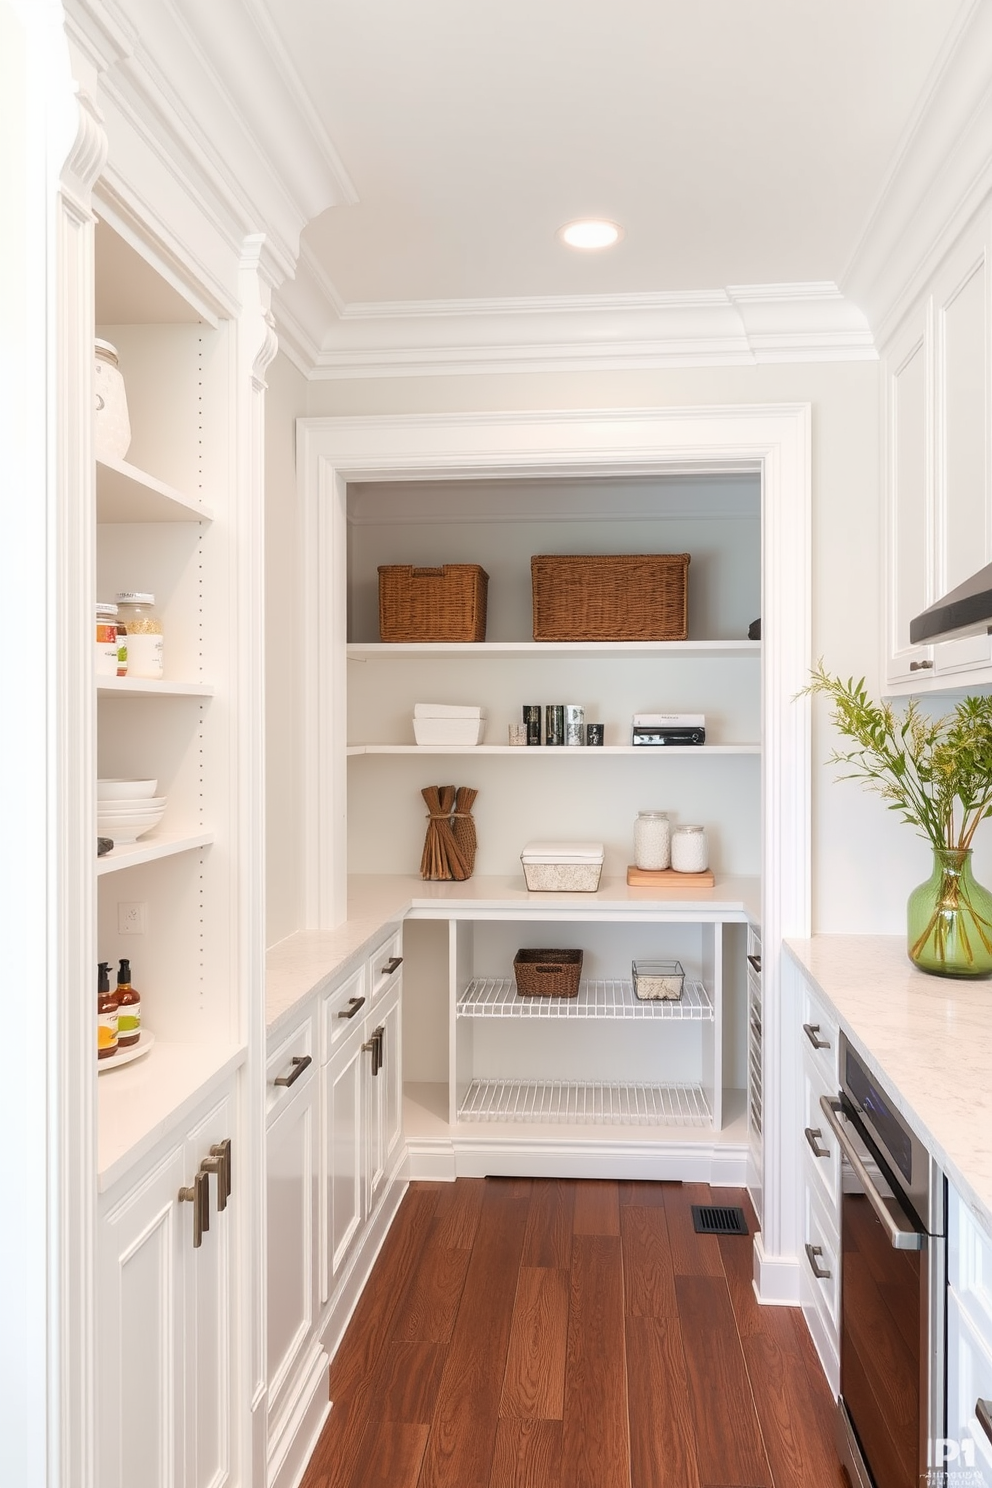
[95, 603, 120, 678]
[115, 592, 163, 679]
[671, 824, 709, 873]
[115, 958, 141, 1048]
[97, 961, 119, 1060]
[633, 810, 670, 870]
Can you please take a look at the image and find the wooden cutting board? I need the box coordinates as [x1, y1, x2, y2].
[626, 865, 715, 888]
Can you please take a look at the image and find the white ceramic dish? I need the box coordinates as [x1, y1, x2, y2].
[96, 812, 166, 844]
[97, 778, 158, 800]
[96, 796, 167, 812]
[97, 1029, 155, 1072]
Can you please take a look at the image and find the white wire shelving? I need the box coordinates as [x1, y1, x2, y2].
[456, 977, 713, 1020]
[457, 1079, 712, 1126]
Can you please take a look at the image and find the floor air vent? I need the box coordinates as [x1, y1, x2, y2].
[691, 1204, 749, 1236]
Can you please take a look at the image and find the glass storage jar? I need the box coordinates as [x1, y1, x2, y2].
[671, 824, 708, 873]
[95, 602, 122, 678]
[93, 339, 131, 462]
[633, 810, 670, 870]
[115, 592, 163, 679]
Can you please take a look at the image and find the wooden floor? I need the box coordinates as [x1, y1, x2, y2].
[300, 1178, 845, 1488]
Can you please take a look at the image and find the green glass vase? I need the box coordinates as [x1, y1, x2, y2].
[907, 847, 992, 977]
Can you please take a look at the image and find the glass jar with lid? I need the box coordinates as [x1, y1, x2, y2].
[671, 824, 708, 873]
[115, 592, 164, 679]
[633, 810, 670, 870]
[95, 602, 123, 678]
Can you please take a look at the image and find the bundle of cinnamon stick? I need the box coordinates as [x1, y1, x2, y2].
[420, 785, 478, 880]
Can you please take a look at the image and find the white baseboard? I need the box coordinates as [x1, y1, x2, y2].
[751, 1230, 801, 1305]
[265, 1339, 331, 1488]
[319, 1166, 408, 1366]
[407, 1135, 748, 1184]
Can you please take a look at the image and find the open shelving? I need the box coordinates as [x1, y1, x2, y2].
[457, 1078, 712, 1126]
[456, 976, 714, 1019]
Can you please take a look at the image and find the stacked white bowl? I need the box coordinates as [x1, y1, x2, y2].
[97, 779, 166, 844]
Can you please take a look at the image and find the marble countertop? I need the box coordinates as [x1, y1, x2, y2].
[266, 873, 761, 1032]
[785, 935, 992, 1233]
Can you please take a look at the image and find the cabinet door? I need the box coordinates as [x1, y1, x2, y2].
[266, 1045, 318, 1431]
[933, 227, 992, 679]
[321, 1024, 365, 1303]
[368, 982, 403, 1215]
[184, 1090, 237, 1488]
[884, 303, 934, 687]
[98, 1146, 187, 1488]
[946, 1286, 992, 1484]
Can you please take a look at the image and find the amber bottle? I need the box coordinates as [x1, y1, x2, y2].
[97, 961, 119, 1060]
[115, 958, 141, 1048]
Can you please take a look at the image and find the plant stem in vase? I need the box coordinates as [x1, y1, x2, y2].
[907, 847, 992, 977]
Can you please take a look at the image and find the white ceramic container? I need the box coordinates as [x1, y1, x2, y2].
[93, 340, 131, 462]
[520, 841, 604, 892]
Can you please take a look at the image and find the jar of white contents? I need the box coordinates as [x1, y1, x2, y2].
[633, 810, 670, 870]
[95, 603, 121, 677]
[671, 824, 708, 873]
[115, 592, 163, 679]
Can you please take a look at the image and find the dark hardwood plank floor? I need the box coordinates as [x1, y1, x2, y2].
[300, 1179, 846, 1488]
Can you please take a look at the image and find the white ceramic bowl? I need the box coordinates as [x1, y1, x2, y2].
[97, 778, 158, 800]
[96, 796, 167, 812]
[96, 810, 166, 844]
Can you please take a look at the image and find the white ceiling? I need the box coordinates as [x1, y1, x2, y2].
[266, 0, 963, 310]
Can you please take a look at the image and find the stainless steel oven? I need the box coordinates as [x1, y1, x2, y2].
[820, 1034, 946, 1488]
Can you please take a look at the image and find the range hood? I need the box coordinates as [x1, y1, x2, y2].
[909, 563, 992, 645]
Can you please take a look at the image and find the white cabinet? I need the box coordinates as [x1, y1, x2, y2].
[796, 977, 841, 1393]
[746, 923, 762, 1222]
[97, 1081, 238, 1488]
[882, 214, 992, 693]
[947, 1185, 992, 1484]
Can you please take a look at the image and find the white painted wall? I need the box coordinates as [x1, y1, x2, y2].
[305, 362, 894, 933]
[265, 350, 309, 945]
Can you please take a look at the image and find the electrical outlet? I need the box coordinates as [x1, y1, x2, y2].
[118, 902, 147, 936]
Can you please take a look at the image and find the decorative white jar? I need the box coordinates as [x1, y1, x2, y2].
[671, 824, 708, 873]
[94, 339, 131, 462]
[633, 810, 670, 870]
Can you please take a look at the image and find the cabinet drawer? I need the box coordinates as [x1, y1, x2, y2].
[368, 929, 404, 1002]
[800, 982, 839, 1088]
[802, 1053, 841, 1208]
[950, 1186, 992, 1340]
[801, 1177, 841, 1338]
[320, 964, 367, 1062]
[947, 1285, 992, 1484]
[266, 1014, 315, 1122]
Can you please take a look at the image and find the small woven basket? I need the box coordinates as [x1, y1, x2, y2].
[378, 564, 489, 642]
[513, 948, 583, 998]
[531, 554, 690, 641]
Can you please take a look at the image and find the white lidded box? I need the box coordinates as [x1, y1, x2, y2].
[521, 841, 604, 892]
[413, 702, 486, 746]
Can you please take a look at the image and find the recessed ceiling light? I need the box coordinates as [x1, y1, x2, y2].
[558, 219, 623, 250]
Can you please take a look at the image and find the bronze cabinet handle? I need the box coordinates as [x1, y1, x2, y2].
[363, 1026, 385, 1076]
[338, 996, 366, 1019]
[381, 956, 403, 975]
[200, 1153, 228, 1212]
[976, 1399, 992, 1446]
[909, 660, 934, 671]
[804, 1126, 830, 1159]
[803, 1022, 831, 1050]
[805, 1243, 831, 1280]
[274, 1054, 312, 1087]
[179, 1170, 209, 1249]
[747, 954, 761, 973]
[210, 1138, 232, 1201]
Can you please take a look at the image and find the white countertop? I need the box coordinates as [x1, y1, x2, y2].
[785, 935, 992, 1233]
[266, 873, 761, 1031]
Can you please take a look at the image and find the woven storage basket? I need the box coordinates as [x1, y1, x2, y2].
[530, 553, 690, 641]
[378, 564, 489, 642]
[513, 948, 583, 998]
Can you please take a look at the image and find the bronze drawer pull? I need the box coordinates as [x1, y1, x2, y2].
[381, 956, 403, 975]
[274, 1054, 312, 1087]
[338, 996, 366, 1019]
[805, 1243, 831, 1280]
[747, 954, 761, 973]
[179, 1170, 209, 1249]
[804, 1126, 830, 1159]
[803, 1022, 831, 1050]
[909, 660, 934, 671]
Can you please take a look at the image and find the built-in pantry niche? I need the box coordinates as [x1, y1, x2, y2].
[345, 473, 761, 883]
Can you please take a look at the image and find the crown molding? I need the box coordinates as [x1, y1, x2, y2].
[278, 280, 874, 380]
[843, 0, 992, 347]
[64, 0, 358, 296]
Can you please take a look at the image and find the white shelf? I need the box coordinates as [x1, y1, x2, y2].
[97, 677, 214, 698]
[457, 977, 713, 1020]
[349, 743, 760, 756]
[96, 831, 215, 876]
[348, 640, 760, 661]
[96, 456, 213, 523]
[457, 1079, 712, 1126]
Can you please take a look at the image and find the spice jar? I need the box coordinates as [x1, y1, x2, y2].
[633, 810, 670, 870]
[671, 824, 709, 873]
[95, 603, 122, 678]
[93, 340, 131, 462]
[116, 592, 163, 679]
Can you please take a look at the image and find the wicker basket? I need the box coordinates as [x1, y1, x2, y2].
[513, 948, 583, 998]
[378, 564, 489, 642]
[530, 554, 690, 642]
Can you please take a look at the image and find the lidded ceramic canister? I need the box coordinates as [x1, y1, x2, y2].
[94, 340, 131, 462]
